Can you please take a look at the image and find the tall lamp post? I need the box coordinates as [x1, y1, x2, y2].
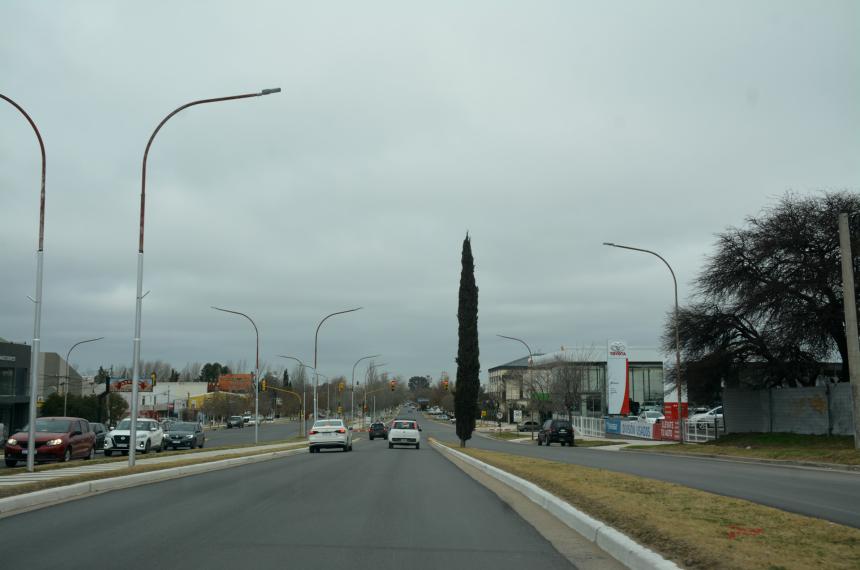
[603, 242, 684, 443]
[351, 354, 381, 424]
[2, 93, 46, 473]
[127, 87, 280, 467]
[313, 308, 362, 420]
[278, 355, 312, 437]
[497, 334, 534, 437]
[63, 337, 104, 416]
[364, 361, 388, 423]
[212, 307, 261, 444]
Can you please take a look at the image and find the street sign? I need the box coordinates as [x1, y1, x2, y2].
[513, 410, 522, 422]
[481, 410, 487, 418]
[496, 411, 503, 420]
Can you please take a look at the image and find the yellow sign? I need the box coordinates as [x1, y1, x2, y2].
[481, 410, 487, 418]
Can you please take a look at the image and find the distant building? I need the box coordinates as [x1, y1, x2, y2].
[489, 345, 666, 421]
[0, 339, 31, 433]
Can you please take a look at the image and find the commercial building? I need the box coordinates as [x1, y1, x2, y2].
[0, 339, 31, 435]
[489, 343, 666, 421]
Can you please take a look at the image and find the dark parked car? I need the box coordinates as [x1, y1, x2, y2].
[226, 416, 244, 429]
[537, 419, 574, 447]
[163, 422, 205, 450]
[4, 417, 96, 467]
[518, 420, 541, 432]
[368, 422, 388, 440]
[90, 422, 107, 452]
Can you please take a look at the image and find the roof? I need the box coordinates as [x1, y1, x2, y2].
[488, 355, 534, 373]
[532, 346, 666, 366]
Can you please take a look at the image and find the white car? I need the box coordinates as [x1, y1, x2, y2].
[104, 418, 164, 456]
[689, 406, 723, 429]
[637, 411, 666, 425]
[388, 419, 421, 449]
[308, 419, 353, 453]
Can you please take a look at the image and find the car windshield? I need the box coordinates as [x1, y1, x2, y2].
[22, 419, 72, 433]
[313, 420, 343, 428]
[169, 423, 197, 431]
[116, 420, 154, 430]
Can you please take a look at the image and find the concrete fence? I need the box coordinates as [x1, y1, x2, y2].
[723, 383, 855, 436]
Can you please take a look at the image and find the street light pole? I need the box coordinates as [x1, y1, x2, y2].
[2, 93, 46, 473]
[603, 242, 684, 443]
[837, 213, 860, 449]
[351, 354, 381, 425]
[63, 337, 104, 416]
[497, 334, 534, 438]
[277, 355, 312, 437]
[128, 88, 280, 467]
[364, 361, 388, 424]
[313, 307, 362, 420]
[212, 307, 260, 445]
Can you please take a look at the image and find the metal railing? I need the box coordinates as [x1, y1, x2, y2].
[683, 418, 724, 443]
[570, 415, 606, 438]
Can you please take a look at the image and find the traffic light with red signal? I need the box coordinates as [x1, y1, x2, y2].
[389, 380, 396, 391]
[442, 379, 449, 391]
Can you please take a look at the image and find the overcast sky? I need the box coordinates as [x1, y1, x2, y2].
[2, 1, 858, 382]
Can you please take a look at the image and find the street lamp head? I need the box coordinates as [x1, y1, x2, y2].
[602, 242, 616, 247]
[260, 88, 282, 96]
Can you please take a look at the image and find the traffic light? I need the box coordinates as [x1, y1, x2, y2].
[389, 380, 396, 391]
[442, 379, 449, 391]
[260, 379, 268, 392]
[338, 381, 345, 393]
[150, 372, 157, 387]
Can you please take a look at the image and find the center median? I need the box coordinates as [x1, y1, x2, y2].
[0, 439, 311, 518]
[432, 439, 860, 570]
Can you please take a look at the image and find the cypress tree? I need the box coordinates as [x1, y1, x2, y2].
[455, 233, 480, 447]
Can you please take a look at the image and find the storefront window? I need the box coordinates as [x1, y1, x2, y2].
[0, 368, 14, 395]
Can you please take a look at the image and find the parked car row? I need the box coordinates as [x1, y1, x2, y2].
[4, 416, 207, 467]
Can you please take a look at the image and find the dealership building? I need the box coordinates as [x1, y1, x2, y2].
[488, 343, 666, 422]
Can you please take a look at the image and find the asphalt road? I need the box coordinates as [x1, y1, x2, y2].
[0, 416, 574, 569]
[203, 418, 306, 447]
[419, 415, 860, 528]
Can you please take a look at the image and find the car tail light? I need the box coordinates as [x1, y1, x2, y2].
[309, 430, 318, 435]
[336, 428, 346, 433]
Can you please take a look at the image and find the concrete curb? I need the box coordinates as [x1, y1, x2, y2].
[622, 448, 860, 473]
[0, 447, 305, 518]
[431, 439, 679, 570]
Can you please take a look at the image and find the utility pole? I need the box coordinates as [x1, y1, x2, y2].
[838, 213, 860, 449]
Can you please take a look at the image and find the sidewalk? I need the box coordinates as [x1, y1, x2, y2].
[0, 441, 304, 488]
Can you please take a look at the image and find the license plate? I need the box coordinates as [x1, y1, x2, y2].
[21, 449, 27, 455]
[116, 444, 128, 448]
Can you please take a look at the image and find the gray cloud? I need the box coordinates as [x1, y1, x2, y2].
[2, 1, 858, 380]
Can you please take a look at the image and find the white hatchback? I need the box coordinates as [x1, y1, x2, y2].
[308, 419, 353, 453]
[388, 419, 421, 449]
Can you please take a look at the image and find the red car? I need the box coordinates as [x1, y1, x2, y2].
[4, 416, 96, 467]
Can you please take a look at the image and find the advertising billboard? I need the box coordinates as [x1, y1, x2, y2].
[606, 340, 630, 415]
[108, 377, 153, 393]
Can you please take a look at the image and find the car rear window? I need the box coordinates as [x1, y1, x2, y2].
[393, 421, 415, 429]
[555, 421, 571, 428]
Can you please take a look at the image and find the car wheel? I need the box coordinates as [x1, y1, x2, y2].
[388, 442, 393, 449]
[121, 450, 128, 456]
[63, 447, 72, 462]
[104, 450, 113, 457]
[142, 440, 151, 454]
[5, 459, 17, 467]
[85, 446, 95, 460]
[415, 443, 420, 450]
[199, 440, 204, 449]
[156, 442, 163, 453]
[369, 436, 374, 441]
[537, 438, 543, 446]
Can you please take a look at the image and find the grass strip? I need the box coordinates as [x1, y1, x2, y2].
[0, 442, 305, 499]
[446, 444, 860, 570]
[625, 433, 860, 466]
[1, 436, 305, 476]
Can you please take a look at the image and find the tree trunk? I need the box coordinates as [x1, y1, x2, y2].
[460, 439, 466, 448]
